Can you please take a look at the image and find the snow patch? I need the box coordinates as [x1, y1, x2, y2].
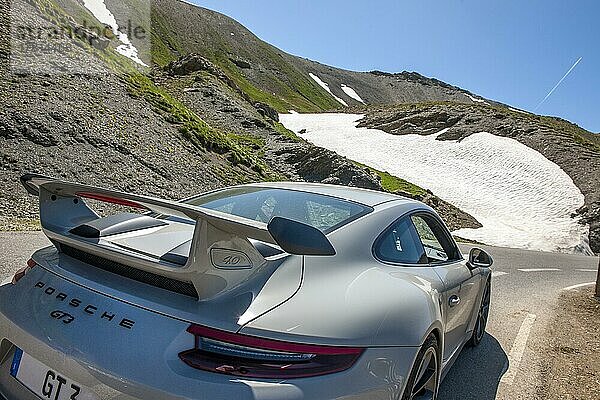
[509, 107, 528, 114]
[341, 84, 365, 104]
[288, 110, 299, 114]
[279, 113, 589, 254]
[466, 94, 489, 105]
[309, 73, 348, 106]
[82, 0, 147, 66]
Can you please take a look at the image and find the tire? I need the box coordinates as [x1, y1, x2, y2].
[467, 280, 491, 347]
[401, 335, 440, 400]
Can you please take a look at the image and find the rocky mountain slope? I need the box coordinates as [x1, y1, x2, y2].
[0, 0, 478, 231]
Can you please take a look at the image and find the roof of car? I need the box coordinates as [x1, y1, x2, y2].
[244, 181, 417, 207]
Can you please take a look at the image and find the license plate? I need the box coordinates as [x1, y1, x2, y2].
[10, 348, 99, 400]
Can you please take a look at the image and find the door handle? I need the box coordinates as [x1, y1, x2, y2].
[449, 295, 461, 307]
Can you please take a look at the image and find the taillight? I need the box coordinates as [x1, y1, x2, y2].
[12, 258, 37, 284]
[179, 324, 364, 379]
[75, 192, 147, 209]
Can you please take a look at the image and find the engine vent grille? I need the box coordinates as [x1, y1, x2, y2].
[60, 245, 199, 300]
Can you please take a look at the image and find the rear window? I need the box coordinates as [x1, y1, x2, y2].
[185, 187, 372, 232]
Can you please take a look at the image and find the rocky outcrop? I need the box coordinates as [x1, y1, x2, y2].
[275, 144, 382, 190]
[166, 53, 216, 75]
[254, 102, 279, 122]
[229, 58, 251, 69]
[396, 190, 481, 231]
[166, 53, 255, 105]
[69, 21, 111, 50]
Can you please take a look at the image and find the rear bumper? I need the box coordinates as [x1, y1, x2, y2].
[0, 321, 418, 400]
[0, 271, 418, 400]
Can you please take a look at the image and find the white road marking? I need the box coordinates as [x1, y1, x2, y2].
[517, 268, 561, 272]
[561, 282, 596, 291]
[500, 313, 537, 385]
[492, 271, 508, 277]
[575, 269, 598, 273]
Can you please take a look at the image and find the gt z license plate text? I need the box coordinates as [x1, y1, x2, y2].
[11, 348, 98, 400]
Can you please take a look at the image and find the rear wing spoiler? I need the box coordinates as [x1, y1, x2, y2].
[20, 174, 335, 258]
[21, 173, 275, 244]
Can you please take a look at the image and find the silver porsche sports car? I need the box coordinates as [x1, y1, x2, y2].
[0, 174, 492, 400]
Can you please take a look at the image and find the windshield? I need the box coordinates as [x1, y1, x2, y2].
[186, 187, 372, 233]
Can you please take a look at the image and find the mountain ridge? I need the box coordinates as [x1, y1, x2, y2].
[147, 0, 505, 112]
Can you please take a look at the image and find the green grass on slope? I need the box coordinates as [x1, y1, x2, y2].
[149, 10, 293, 111]
[35, 0, 92, 27]
[572, 133, 600, 153]
[376, 169, 428, 197]
[498, 105, 600, 154]
[217, 59, 297, 112]
[150, 8, 185, 66]
[213, 53, 342, 113]
[353, 161, 428, 198]
[126, 73, 268, 173]
[254, 42, 342, 111]
[537, 116, 600, 154]
[273, 122, 302, 142]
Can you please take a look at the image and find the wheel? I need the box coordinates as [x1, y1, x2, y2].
[401, 335, 440, 400]
[468, 280, 491, 347]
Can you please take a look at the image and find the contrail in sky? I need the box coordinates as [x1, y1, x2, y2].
[534, 57, 582, 111]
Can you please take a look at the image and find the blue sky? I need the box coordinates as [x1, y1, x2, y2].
[193, 1, 599, 132]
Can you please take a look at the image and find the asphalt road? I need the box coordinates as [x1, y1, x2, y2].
[0, 232, 598, 399]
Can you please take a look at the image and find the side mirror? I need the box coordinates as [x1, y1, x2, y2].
[267, 217, 336, 256]
[468, 248, 493, 269]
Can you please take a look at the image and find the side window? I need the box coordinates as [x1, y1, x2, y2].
[374, 217, 427, 264]
[411, 214, 459, 263]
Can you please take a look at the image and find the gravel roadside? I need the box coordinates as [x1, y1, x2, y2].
[538, 287, 600, 399]
[0, 231, 49, 279]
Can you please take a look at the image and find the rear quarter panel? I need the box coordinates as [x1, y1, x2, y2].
[242, 258, 444, 347]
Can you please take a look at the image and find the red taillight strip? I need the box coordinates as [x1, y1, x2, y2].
[187, 324, 363, 356]
[75, 192, 147, 210]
